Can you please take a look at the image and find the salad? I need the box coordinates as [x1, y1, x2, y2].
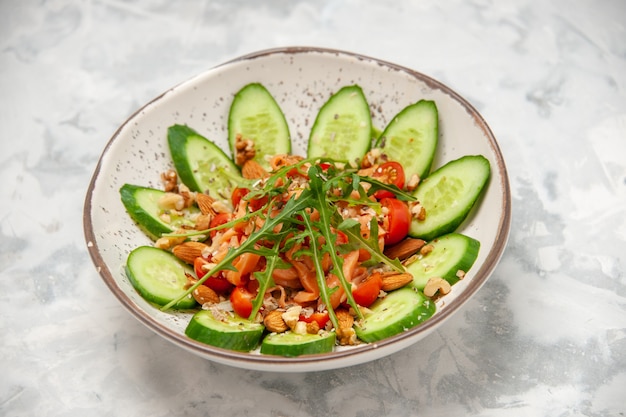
[121, 83, 490, 356]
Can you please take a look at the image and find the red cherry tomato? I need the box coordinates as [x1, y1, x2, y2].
[381, 197, 410, 245]
[230, 286, 255, 319]
[299, 311, 330, 328]
[231, 187, 249, 207]
[372, 161, 405, 199]
[209, 212, 231, 239]
[231, 187, 268, 211]
[193, 257, 234, 294]
[352, 272, 383, 307]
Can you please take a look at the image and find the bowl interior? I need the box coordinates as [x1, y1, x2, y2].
[84, 47, 511, 372]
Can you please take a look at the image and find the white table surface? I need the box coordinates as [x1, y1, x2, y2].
[1, 0, 625, 416]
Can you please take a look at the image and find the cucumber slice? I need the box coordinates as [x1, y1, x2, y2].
[405, 233, 480, 289]
[168, 124, 242, 205]
[376, 100, 438, 180]
[120, 184, 200, 241]
[409, 155, 490, 241]
[260, 331, 336, 357]
[355, 287, 435, 343]
[185, 309, 264, 352]
[307, 85, 372, 163]
[228, 83, 291, 171]
[125, 246, 197, 309]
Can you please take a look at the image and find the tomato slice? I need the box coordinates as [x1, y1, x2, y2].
[352, 272, 383, 307]
[372, 161, 405, 199]
[299, 311, 330, 328]
[231, 187, 249, 207]
[193, 257, 234, 294]
[231, 187, 268, 211]
[209, 212, 231, 239]
[381, 197, 410, 245]
[230, 286, 255, 319]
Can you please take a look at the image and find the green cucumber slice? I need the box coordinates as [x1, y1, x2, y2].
[354, 287, 435, 343]
[409, 155, 490, 241]
[307, 85, 372, 164]
[228, 83, 291, 171]
[120, 184, 199, 241]
[125, 246, 197, 309]
[168, 124, 242, 205]
[405, 233, 480, 289]
[260, 331, 336, 357]
[185, 309, 264, 352]
[376, 100, 438, 180]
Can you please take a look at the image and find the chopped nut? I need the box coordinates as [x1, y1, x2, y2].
[178, 184, 195, 208]
[211, 200, 231, 214]
[456, 269, 466, 280]
[293, 320, 307, 335]
[335, 309, 357, 346]
[234, 134, 256, 166]
[158, 192, 185, 211]
[406, 174, 421, 191]
[263, 310, 288, 333]
[161, 170, 178, 192]
[241, 159, 269, 179]
[154, 235, 185, 250]
[380, 272, 414, 291]
[306, 320, 320, 334]
[192, 284, 219, 305]
[384, 238, 426, 260]
[172, 241, 210, 264]
[194, 213, 212, 231]
[423, 277, 451, 298]
[410, 202, 426, 221]
[360, 148, 384, 168]
[420, 244, 434, 256]
[281, 305, 303, 330]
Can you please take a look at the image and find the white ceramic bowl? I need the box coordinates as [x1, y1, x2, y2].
[84, 47, 511, 372]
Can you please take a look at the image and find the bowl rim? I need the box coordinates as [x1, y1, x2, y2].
[83, 46, 512, 371]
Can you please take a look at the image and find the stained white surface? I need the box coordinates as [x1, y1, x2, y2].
[1, 0, 625, 416]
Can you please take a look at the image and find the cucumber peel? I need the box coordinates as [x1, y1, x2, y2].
[125, 246, 197, 309]
[307, 85, 372, 164]
[405, 233, 480, 289]
[228, 83, 291, 171]
[355, 287, 435, 343]
[168, 124, 242, 205]
[185, 309, 264, 352]
[260, 331, 336, 357]
[376, 100, 438, 180]
[409, 155, 490, 241]
[120, 184, 199, 241]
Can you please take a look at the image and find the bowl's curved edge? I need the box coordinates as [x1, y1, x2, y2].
[83, 46, 512, 372]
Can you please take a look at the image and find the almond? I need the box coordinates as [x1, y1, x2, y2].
[241, 159, 269, 179]
[172, 241, 209, 264]
[380, 272, 414, 291]
[264, 310, 288, 333]
[192, 284, 219, 305]
[384, 238, 426, 260]
[196, 193, 216, 216]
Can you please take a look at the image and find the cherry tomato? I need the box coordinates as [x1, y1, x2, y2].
[299, 311, 330, 328]
[231, 187, 268, 211]
[381, 197, 410, 245]
[372, 161, 405, 199]
[209, 212, 231, 239]
[230, 286, 255, 319]
[352, 272, 383, 307]
[231, 187, 249, 207]
[193, 257, 233, 294]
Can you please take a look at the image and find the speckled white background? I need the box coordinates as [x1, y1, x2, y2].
[1, 0, 625, 416]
